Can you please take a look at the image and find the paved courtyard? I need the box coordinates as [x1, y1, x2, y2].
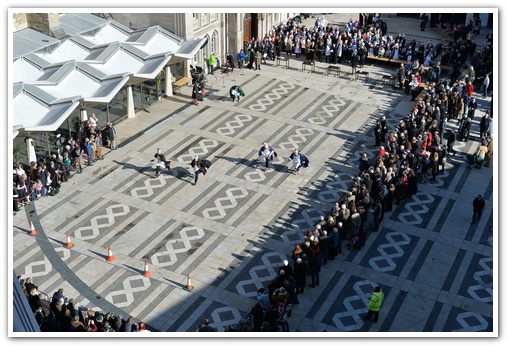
[11, 13, 495, 335]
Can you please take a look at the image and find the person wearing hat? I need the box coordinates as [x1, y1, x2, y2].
[258, 143, 278, 173]
[107, 122, 117, 149]
[190, 154, 202, 185]
[199, 319, 217, 332]
[288, 149, 309, 175]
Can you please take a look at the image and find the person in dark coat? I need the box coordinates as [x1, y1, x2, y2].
[192, 81, 201, 106]
[471, 194, 486, 224]
[318, 230, 330, 265]
[278, 260, 294, 279]
[447, 128, 457, 155]
[351, 50, 359, 74]
[250, 301, 264, 332]
[293, 257, 307, 294]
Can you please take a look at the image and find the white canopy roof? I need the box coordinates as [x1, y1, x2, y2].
[12, 13, 207, 137]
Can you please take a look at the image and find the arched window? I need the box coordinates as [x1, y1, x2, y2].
[211, 32, 217, 53]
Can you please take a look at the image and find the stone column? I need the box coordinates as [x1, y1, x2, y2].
[80, 109, 88, 122]
[165, 66, 173, 96]
[26, 137, 37, 164]
[127, 85, 135, 118]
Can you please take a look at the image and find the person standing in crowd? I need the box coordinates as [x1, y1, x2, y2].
[199, 319, 217, 332]
[482, 72, 490, 97]
[471, 194, 486, 224]
[94, 131, 104, 160]
[254, 49, 262, 70]
[479, 111, 491, 139]
[237, 49, 245, 69]
[484, 134, 493, 167]
[107, 122, 117, 150]
[208, 52, 216, 75]
[364, 286, 384, 323]
[351, 50, 358, 75]
[447, 128, 457, 156]
[373, 199, 382, 232]
[473, 140, 488, 169]
[84, 138, 93, 167]
[190, 154, 203, 185]
[229, 85, 245, 102]
[246, 48, 255, 69]
[258, 143, 278, 173]
[71, 143, 83, 174]
[288, 149, 309, 175]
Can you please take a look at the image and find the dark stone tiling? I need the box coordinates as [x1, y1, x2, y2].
[189, 185, 257, 223]
[137, 129, 176, 153]
[59, 204, 143, 245]
[478, 212, 494, 246]
[135, 285, 176, 330]
[223, 248, 287, 295]
[319, 275, 392, 332]
[423, 301, 444, 332]
[177, 106, 211, 126]
[166, 296, 207, 332]
[442, 306, 493, 332]
[457, 253, 492, 303]
[118, 103, 191, 148]
[88, 164, 122, 185]
[122, 167, 192, 200]
[356, 229, 418, 276]
[205, 110, 256, 137]
[181, 300, 247, 332]
[483, 176, 494, 201]
[25, 208, 135, 322]
[378, 290, 407, 332]
[237, 79, 291, 110]
[305, 269, 344, 320]
[441, 249, 467, 292]
[432, 198, 455, 233]
[453, 165, 473, 193]
[406, 239, 435, 281]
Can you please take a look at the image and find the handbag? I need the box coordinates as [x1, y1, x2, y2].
[262, 53, 267, 59]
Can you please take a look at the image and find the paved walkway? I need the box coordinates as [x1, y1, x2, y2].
[12, 13, 495, 334]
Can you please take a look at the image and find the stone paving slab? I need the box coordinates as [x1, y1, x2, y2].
[11, 12, 496, 335]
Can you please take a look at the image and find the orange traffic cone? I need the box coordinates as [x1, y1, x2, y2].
[186, 275, 193, 290]
[142, 261, 151, 277]
[106, 246, 115, 262]
[29, 221, 36, 236]
[65, 233, 73, 248]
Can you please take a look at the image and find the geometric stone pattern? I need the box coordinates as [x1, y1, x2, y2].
[12, 13, 495, 335]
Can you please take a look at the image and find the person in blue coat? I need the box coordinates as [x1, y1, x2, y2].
[237, 49, 246, 69]
[258, 143, 278, 172]
[288, 149, 309, 175]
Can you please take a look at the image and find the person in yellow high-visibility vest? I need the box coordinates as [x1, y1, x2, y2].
[364, 286, 384, 323]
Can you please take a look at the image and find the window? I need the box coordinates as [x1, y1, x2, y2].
[193, 13, 198, 20]
[211, 32, 217, 53]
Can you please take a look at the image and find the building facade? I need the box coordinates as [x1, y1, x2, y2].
[104, 12, 296, 73]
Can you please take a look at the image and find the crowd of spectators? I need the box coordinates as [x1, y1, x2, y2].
[13, 116, 117, 213]
[15, 13, 493, 333]
[224, 13, 494, 333]
[18, 275, 150, 332]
